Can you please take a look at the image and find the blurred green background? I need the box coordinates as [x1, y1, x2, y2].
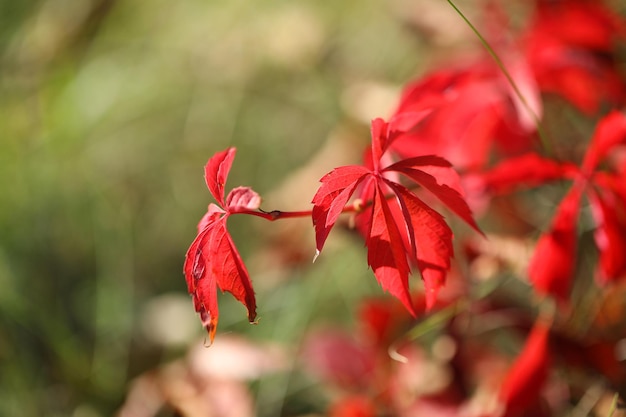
[0, 0, 441, 415]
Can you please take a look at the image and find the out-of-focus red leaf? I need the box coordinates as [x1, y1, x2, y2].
[532, 0, 625, 51]
[588, 189, 626, 284]
[525, 1, 626, 113]
[204, 147, 236, 207]
[499, 319, 551, 416]
[301, 329, 376, 389]
[481, 153, 574, 194]
[528, 186, 582, 301]
[388, 54, 539, 171]
[582, 110, 626, 174]
[385, 155, 481, 233]
[311, 165, 370, 255]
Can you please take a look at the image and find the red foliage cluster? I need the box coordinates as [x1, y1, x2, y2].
[184, 0, 626, 414]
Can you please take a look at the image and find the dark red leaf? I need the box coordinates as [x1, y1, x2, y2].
[528, 185, 582, 301]
[499, 319, 551, 416]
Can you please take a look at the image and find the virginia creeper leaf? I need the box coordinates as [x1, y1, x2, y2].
[185, 148, 258, 344]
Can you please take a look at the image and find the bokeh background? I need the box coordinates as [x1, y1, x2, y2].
[0, 0, 468, 415]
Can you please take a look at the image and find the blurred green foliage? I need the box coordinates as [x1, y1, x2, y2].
[0, 0, 427, 415]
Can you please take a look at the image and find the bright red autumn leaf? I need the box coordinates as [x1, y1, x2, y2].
[312, 117, 481, 312]
[184, 148, 259, 344]
[480, 110, 626, 300]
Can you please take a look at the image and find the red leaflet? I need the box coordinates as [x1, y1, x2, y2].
[528, 186, 582, 301]
[385, 156, 481, 233]
[588, 189, 626, 284]
[312, 118, 480, 312]
[525, 0, 626, 113]
[581, 110, 626, 174]
[311, 165, 370, 257]
[499, 319, 551, 416]
[481, 153, 575, 194]
[184, 148, 259, 344]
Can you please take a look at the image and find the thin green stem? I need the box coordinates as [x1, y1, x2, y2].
[446, 0, 552, 154]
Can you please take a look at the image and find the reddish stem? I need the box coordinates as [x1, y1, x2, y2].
[234, 200, 365, 221]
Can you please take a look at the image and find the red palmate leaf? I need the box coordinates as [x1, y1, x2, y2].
[312, 119, 480, 313]
[184, 148, 258, 344]
[499, 319, 551, 416]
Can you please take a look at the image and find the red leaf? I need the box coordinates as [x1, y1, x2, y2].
[184, 215, 257, 345]
[312, 119, 479, 313]
[226, 186, 261, 212]
[366, 183, 416, 316]
[582, 110, 626, 174]
[385, 155, 482, 233]
[481, 153, 574, 194]
[370, 118, 388, 171]
[204, 147, 236, 207]
[588, 188, 626, 283]
[528, 185, 582, 301]
[499, 319, 551, 416]
[389, 183, 453, 310]
[185, 148, 259, 344]
[311, 165, 370, 255]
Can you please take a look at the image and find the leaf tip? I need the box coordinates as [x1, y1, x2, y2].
[313, 249, 321, 263]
